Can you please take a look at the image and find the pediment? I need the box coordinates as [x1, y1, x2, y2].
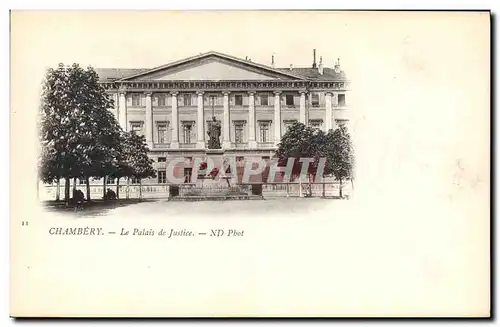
[120, 52, 305, 81]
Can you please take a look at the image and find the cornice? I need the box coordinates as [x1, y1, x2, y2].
[101, 80, 349, 92]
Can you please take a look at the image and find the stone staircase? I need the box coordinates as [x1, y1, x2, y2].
[169, 179, 263, 201]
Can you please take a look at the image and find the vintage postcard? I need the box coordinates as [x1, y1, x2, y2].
[10, 10, 490, 317]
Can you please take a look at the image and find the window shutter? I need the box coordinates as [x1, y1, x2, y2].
[152, 95, 158, 107]
[126, 95, 132, 106]
[230, 95, 235, 106]
[141, 94, 146, 107]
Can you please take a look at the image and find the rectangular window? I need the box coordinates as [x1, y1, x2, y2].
[131, 94, 141, 106]
[284, 120, 297, 131]
[183, 94, 192, 106]
[206, 94, 220, 106]
[131, 177, 141, 184]
[259, 121, 271, 143]
[235, 94, 243, 106]
[234, 121, 245, 144]
[158, 171, 167, 184]
[184, 168, 192, 184]
[309, 120, 323, 129]
[260, 94, 269, 106]
[286, 94, 294, 106]
[157, 123, 168, 144]
[157, 94, 166, 107]
[107, 177, 115, 184]
[312, 93, 320, 107]
[158, 157, 166, 162]
[182, 122, 193, 143]
[79, 178, 85, 185]
[130, 122, 143, 135]
[338, 94, 346, 106]
[337, 120, 347, 127]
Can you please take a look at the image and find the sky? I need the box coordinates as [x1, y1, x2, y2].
[11, 11, 358, 72]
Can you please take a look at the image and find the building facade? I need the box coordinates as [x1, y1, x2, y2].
[96, 51, 350, 184]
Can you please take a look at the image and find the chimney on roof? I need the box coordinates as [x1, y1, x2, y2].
[289, 64, 293, 71]
[334, 58, 341, 73]
[271, 54, 275, 68]
[312, 49, 317, 68]
[318, 56, 324, 75]
[245, 56, 248, 61]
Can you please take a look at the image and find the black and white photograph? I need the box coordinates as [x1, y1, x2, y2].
[37, 49, 354, 216]
[9, 10, 490, 318]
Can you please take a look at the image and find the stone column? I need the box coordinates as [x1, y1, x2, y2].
[170, 92, 179, 149]
[118, 91, 127, 131]
[248, 91, 257, 148]
[145, 92, 153, 148]
[196, 92, 205, 149]
[325, 92, 333, 132]
[222, 91, 231, 149]
[299, 91, 307, 124]
[274, 91, 281, 145]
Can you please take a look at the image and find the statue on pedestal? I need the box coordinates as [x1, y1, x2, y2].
[207, 116, 221, 149]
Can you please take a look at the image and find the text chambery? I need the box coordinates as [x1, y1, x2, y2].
[49, 227, 104, 235]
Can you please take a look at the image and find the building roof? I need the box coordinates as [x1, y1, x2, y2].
[275, 67, 346, 81]
[95, 51, 347, 82]
[94, 68, 149, 81]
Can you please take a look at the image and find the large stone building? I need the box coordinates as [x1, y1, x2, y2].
[96, 50, 350, 184]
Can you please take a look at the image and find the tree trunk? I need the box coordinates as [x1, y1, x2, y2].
[126, 178, 130, 199]
[64, 177, 70, 204]
[85, 176, 91, 202]
[307, 174, 312, 197]
[322, 182, 325, 198]
[55, 179, 60, 202]
[73, 177, 77, 193]
[116, 178, 120, 199]
[103, 176, 107, 199]
[339, 178, 343, 198]
[139, 179, 142, 200]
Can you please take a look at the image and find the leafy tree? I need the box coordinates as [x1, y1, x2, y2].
[39, 64, 81, 203]
[38, 63, 120, 203]
[275, 122, 324, 183]
[111, 131, 156, 199]
[69, 68, 122, 201]
[275, 122, 354, 198]
[325, 124, 354, 198]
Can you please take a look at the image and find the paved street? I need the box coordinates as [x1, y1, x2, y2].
[43, 197, 346, 219]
